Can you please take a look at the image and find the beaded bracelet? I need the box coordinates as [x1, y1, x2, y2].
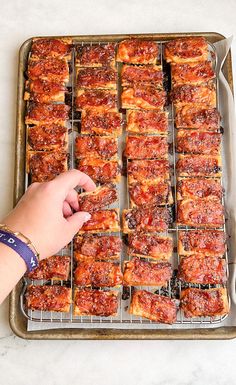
[0, 224, 39, 272]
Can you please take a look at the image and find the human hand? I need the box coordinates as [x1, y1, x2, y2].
[2, 169, 96, 260]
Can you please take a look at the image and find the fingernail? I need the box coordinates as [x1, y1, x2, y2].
[83, 213, 91, 221]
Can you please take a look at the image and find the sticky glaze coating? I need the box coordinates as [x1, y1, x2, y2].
[26, 285, 71, 312]
[123, 257, 172, 286]
[78, 158, 120, 183]
[125, 136, 168, 159]
[175, 106, 220, 130]
[178, 230, 226, 257]
[28, 255, 71, 281]
[74, 261, 122, 287]
[77, 184, 118, 212]
[75, 136, 118, 159]
[128, 233, 173, 260]
[74, 289, 118, 316]
[28, 124, 67, 151]
[130, 290, 177, 324]
[74, 235, 122, 261]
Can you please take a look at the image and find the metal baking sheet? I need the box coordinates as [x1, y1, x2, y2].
[10, 32, 236, 339]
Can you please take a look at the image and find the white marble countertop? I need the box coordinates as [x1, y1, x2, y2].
[1, 0, 236, 383]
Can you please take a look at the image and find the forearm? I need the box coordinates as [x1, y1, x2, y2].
[0, 243, 26, 304]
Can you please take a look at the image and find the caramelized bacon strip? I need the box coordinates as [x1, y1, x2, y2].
[130, 290, 177, 324]
[178, 230, 226, 257]
[129, 180, 173, 207]
[126, 110, 168, 135]
[176, 155, 222, 177]
[171, 61, 215, 85]
[27, 151, 68, 182]
[177, 197, 224, 228]
[176, 130, 221, 155]
[177, 178, 223, 200]
[28, 124, 68, 151]
[77, 158, 121, 183]
[24, 79, 66, 103]
[123, 258, 172, 286]
[31, 38, 72, 59]
[28, 255, 70, 281]
[178, 255, 226, 285]
[25, 103, 70, 125]
[76, 43, 116, 68]
[180, 288, 229, 318]
[165, 37, 208, 63]
[172, 83, 216, 108]
[74, 261, 122, 287]
[117, 39, 158, 64]
[128, 160, 170, 183]
[74, 289, 118, 316]
[123, 206, 171, 233]
[75, 136, 118, 159]
[79, 209, 120, 233]
[128, 233, 173, 260]
[74, 235, 122, 261]
[77, 184, 118, 212]
[77, 67, 117, 89]
[125, 136, 168, 159]
[175, 106, 220, 130]
[28, 58, 69, 83]
[25, 285, 71, 312]
[122, 86, 166, 110]
[76, 89, 117, 111]
[121, 65, 163, 86]
[81, 110, 122, 136]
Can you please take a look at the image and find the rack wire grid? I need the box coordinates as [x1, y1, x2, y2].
[20, 38, 230, 327]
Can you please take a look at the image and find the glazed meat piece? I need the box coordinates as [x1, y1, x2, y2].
[28, 255, 70, 281]
[178, 230, 226, 257]
[180, 288, 229, 318]
[77, 158, 121, 183]
[128, 233, 173, 260]
[75, 136, 118, 159]
[25, 102, 70, 125]
[177, 197, 224, 228]
[74, 289, 118, 316]
[128, 160, 170, 183]
[117, 39, 158, 64]
[77, 67, 117, 89]
[178, 254, 226, 285]
[176, 130, 221, 155]
[124, 136, 168, 159]
[171, 61, 215, 85]
[28, 58, 69, 83]
[28, 124, 68, 151]
[76, 43, 116, 68]
[76, 89, 117, 111]
[130, 290, 177, 324]
[123, 206, 171, 233]
[24, 79, 66, 103]
[172, 83, 216, 108]
[175, 106, 220, 130]
[25, 285, 71, 312]
[74, 261, 122, 287]
[129, 180, 173, 207]
[79, 209, 120, 233]
[81, 110, 122, 136]
[126, 110, 168, 135]
[165, 37, 208, 63]
[31, 37, 72, 59]
[77, 184, 118, 212]
[121, 65, 163, 86]
[176, 155, 222, 177]
[123, 257, 172, 286]
[74, 235, 122, 261]
[27, 151, 68, 182]
[177, 178, 223, 200]
[122, 86, 166, 110]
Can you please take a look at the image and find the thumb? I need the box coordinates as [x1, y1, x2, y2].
[66, 211, 91, 236]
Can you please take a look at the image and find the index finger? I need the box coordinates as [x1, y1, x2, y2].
[52, 169, 96, 194]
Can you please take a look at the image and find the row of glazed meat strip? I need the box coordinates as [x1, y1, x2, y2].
[168, 36, 229, 319]
[25, 37, 228, 323]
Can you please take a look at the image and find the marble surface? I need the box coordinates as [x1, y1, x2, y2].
[1, 0, 236, 383]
